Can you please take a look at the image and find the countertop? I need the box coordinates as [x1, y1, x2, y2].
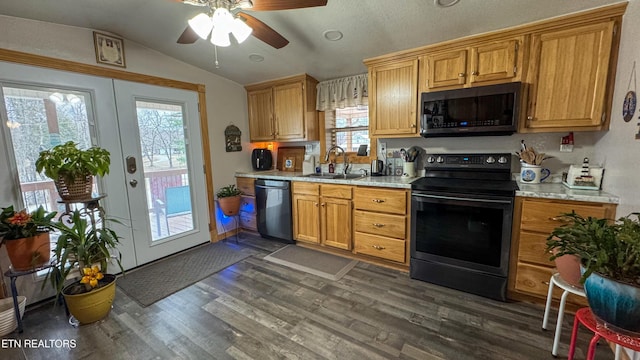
[235, 171, 620, 203]
[235, 170, 414, 189]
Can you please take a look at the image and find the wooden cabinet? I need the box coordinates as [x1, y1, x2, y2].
[419, 37, 523, 92]
[292, 182, 352, 249]
[367, 58, 419, 137]
[508, 197, 617, 305]
[523, 21, 617, 132]
[236, 177, 256, 231]
[245, 74, 318, 142]
[353, 187, 409, 264]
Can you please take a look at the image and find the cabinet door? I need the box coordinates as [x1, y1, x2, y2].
[525, 21, 614, 131]
[247, 88, 274, 141]
[424, 49, 467, 89]
[369, 59, 419, 136]
[321, 197, 352, 250]
[292, 194, 319, 244]
[273, 82, 305, 140]
[470, 39, 519, 85]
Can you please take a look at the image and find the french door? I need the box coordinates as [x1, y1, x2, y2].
[113, 80, 209, 265]
[0, 62, 210, 276]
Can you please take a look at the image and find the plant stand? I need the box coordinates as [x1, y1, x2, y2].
[3, 262, 62, 333]
[568, 308, 638, 360]
[57, 194, 106, 228]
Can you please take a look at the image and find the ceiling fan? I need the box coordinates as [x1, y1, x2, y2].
[177, 0, 328, 49]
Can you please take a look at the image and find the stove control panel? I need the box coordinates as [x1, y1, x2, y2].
[424, 153, 513, 170]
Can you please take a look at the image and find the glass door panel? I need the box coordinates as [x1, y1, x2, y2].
[135, 100, 194, 241]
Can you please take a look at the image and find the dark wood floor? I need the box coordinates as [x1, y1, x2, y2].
[1, 233, 613, 360]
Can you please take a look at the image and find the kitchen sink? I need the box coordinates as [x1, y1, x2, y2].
[301, 173, 366, 180]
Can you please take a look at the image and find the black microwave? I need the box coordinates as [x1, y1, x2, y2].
[420, 82, 521, 137]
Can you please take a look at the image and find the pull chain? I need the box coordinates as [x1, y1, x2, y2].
[214, 45, 220, 69]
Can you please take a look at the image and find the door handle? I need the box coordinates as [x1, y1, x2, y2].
[129, 179, 138, 188]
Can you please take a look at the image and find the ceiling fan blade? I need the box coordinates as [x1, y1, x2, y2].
[249, 0, 327, 11]
[238, 13, 289, 49]
[177, 26, 199, 44]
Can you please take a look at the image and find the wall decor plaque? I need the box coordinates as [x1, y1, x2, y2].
[224, 125, 242, 152]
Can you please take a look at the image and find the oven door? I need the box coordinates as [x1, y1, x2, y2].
[410, 190, 514, 276]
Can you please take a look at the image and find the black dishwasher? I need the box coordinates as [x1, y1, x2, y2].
[255, 179, 294, 243]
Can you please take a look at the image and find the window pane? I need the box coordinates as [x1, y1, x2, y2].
[332, 105, 369, 152]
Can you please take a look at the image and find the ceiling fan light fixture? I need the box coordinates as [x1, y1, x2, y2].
[211, 26, 231, 47]
[237, 0, 253, 9]
[188, 13, 213, 39]
[231, 18, 253, 43]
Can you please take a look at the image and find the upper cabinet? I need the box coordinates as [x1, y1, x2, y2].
[366, 58, 419, 137]
[245, 74, 319, 142]
[522, 21, 616, 132]
[419, 37, 523, 92]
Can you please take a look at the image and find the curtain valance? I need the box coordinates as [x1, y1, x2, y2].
[316, 73, 368, 111]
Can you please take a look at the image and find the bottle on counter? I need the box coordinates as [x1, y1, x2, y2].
[328, 163, 334, 173]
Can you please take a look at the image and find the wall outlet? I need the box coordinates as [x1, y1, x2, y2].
[379, 142, 387, 157]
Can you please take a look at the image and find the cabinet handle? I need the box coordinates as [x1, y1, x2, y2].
[373, 223, 385, 228]
[372, 199, 385, 203]
[458, 73, 465, 77]
[527, 116, 533, 120]
[471, 71, 478, 75]
[411, 124, 416, 128]
[372, 245, 386, 250]
[542, 281, 550, 286]
[549, 217, 571, 223]
[321, 203, 326, 207]
[314, 202, 318, 207]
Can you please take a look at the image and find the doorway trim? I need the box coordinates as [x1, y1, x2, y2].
[0, 48, 216, 239]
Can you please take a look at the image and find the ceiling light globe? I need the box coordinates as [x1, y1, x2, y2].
[188, 13, 214, 39]
[211, 27, 231, 47]
[213, 8, 234, 29]
[232, 18, 253, 43]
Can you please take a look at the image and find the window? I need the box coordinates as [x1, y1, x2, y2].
[325, 105, 369, 154]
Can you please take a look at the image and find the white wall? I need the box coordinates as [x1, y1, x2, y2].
[595, 0, 640, 219]
[0, 15, 255, 233]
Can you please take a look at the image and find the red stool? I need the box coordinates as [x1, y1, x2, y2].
[568, 308, 640, 360]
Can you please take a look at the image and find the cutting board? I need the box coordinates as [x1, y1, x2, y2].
[276, 146, 305, 171]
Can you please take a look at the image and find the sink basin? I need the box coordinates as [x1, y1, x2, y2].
[302, 173, 366, 180]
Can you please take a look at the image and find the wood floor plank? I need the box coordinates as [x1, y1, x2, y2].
[5, 233, 612, 360]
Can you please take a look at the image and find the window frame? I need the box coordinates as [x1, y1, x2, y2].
[319, 108, 377, 165]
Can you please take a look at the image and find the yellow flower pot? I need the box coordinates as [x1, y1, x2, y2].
[63, 274, 116, 324]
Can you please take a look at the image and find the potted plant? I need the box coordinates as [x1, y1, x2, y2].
[35, 141, 111, 200]
[0, 205, 56, 271]
[216, 184, 242, 216]
[546, 211, 640, 335]
[44, 210, 123, 324]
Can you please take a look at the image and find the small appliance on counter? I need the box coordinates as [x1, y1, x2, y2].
[251, 148, 273, 171]
[371, 159, 384, 176]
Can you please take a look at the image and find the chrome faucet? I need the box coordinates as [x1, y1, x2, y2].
[325, 145, 350, 174]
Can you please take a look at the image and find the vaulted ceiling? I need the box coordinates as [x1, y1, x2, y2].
[0, 0, 625, 85]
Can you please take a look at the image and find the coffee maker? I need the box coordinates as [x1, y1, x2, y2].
[251, 148, 273, 170]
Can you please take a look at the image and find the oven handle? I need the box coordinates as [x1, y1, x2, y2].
[412, 193, 512, 204]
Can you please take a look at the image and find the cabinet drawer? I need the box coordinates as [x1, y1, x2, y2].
[293, 181, 319, 195]
[354, 210, 405, 239]
[518, 231, 553, 266]
[515, 262, 588, 306]
[354, 187, 407, 215]
[321, 184, 352, 199]
[236, 177, 255, 196]
[520, 200, 609, 234]
[240, 196, 255, 214]
[239, 211, 257, 231]
[354, 232, 405, 263]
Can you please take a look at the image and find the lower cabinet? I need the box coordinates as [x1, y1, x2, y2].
[292, 181, 410, 267]
[509, 196, 617, 305]
[236, 177, 257, 231]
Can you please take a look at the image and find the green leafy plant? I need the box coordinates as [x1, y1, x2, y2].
[216, 184, 242, 198]
[44, 210, 123, 296]
[0, 205, 56, 244]
[35, 141, 111, 184]
[546, 211, 640, 285]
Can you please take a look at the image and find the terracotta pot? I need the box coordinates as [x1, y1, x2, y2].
[218, 195, 241, 216]
[552, 249, 582, 288]
[5, 232, 51, 271]
[63, 274, 116, 324]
